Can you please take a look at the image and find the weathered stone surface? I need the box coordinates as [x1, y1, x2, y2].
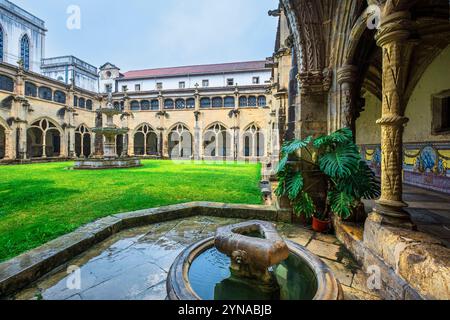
[306, 240, 342, 261]
[398, 243, 450, 300]
[342, 285, 381, 301]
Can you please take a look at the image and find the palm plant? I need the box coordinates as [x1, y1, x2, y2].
[275, 128, 380, 220]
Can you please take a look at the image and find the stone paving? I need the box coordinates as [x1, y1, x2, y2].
[364, 184, 450, 247]
[12, 216, 381, 300]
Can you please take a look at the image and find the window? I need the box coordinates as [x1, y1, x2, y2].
[151, 99, 160, 110]
[257, 96, 267, 107]
[227, 78, 234, 86]
[135, 84, 141, 92]
[0, 27, 3, 62]
[432, 92, 450, 134]
[105, 84, 112, 93]
[202, 80, 209, 88]
[175, 99, 186, 109]
[0, 75, 14, 92]
[248, 96, 257, 107]
[141, 100, 150, 111]
[38, 87, 52, 101]
[130, 100, 140, 111]
[20, 35, 30, 70]
[239, 96, 248, 107]
[212, 97, 223, 108]
[54, 90, 66, 104]
[156, 82, 163, 90]
[224, 97, 235, 108]
[122, 85, 128, 92]
[164, 99, 174, 109]
[179, 82, 186, 89]
[253, 77, 260, 84]
[106, 71, 112, 78]
[200, 97, 211, 108]
[86, 99, 93, 110]
[186, 98, 195, 109]
[25, 82, 37, 97]
[78, 97, 86, 108]
[57, 76, 64, 82]
[74, 96, 78, 107]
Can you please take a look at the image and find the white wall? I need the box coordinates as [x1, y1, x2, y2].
[0, 4, 45, 73]
[115, 70, 271, 92]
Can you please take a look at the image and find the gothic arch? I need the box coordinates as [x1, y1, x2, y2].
[75, 124, 92, 158]
[27, 117, 62, 158]
[133, 123, 159, 156]
[168, 123, 192, 159]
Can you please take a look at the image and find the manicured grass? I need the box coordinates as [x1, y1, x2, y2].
[0, 160, 262, 262]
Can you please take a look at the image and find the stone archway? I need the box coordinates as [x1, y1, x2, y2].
[0, 124, 5, 159]
[169, 124, 192, 159]
[203, 123, 231, 160]
[133, 124, 158, 156]
[75, 125, 92, 158]
[27, 119, 61, 158]
[243, 124, 265, 158]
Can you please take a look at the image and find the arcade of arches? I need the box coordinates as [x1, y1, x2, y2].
[270, 0, 450, 300]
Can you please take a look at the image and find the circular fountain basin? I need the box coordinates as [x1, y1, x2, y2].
[167, 237, 343, 300]
[73, 157, 142, 170]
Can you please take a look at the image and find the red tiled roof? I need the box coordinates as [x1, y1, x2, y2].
[122, 61, 268, 79]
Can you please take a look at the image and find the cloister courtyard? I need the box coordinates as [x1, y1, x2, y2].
[0, 161, 262, 262]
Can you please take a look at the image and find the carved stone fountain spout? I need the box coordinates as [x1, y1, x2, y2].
[215, 220, 289, 286]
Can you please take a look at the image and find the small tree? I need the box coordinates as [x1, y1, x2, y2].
[275, 128, 380, 220]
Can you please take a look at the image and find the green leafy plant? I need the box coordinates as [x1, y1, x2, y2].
[275, 128, 380, 220]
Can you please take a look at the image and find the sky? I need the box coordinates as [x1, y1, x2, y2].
[13, 0, 279, 72]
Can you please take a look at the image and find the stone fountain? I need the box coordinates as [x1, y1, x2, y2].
[167, 220, 343, 300]
[74, 94, 141, 170]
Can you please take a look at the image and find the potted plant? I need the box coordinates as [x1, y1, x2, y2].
[275, 128, 380, 233]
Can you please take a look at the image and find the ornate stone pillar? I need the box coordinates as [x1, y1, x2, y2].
[193, 86, 201, 160]
[373, 11, 417, 227]
[337, 65, 358, 130]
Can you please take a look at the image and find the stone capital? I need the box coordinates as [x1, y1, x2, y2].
[337, 65, 358, 85]
[297, 70, 332, 95]
[375, 11, 414, 47]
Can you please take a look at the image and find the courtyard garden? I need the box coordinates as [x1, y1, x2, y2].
[0, 160, 262, 262]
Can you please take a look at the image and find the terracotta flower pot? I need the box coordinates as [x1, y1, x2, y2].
[312, 216, 331, 233]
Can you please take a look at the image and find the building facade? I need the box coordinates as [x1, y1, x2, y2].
[0, 0, 46, 73]
[41, 56, 99, 92]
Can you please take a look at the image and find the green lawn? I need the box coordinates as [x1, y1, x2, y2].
[0, 160, 262, 262]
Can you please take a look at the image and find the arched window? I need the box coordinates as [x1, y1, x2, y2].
[0, 75, 14, 92]
[186, 98, 195, 109]
[0, 26, 4, 62]
[169, 124, 192, 159]
[27, 119, 61, 158]
[151, 99, 160, 110]
[239, 96, 248, 107]
[73, 96, 78, 107]
[175, 99, 186, 109]
[0, 123, 5, 159]
[164, 99, 174, 109]
[20, 35, 30, 70]
[212, 97, 223, 108]
[243, 124, 264, 157]
[141, 100, 150, 111]
[248, 96, 257, 107]
[224, 97, 235, 108]
[204, 123, 230, 158]
[257, 96, 267, 107]
[86, 99, 93, 110]
[75, 125, 91, 158]
[54, 90, 66, 104]
[25, 82, 37, 97]
[130, 100, 140, 111]
[78, 97, 86, 108]
[38, 87, 52, 101]
[133, 124, 158, 156]
[200, 97, 211, 108]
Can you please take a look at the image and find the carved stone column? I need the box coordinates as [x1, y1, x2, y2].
[337, 65, 358, 130]
[373, 11, 417, 227]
